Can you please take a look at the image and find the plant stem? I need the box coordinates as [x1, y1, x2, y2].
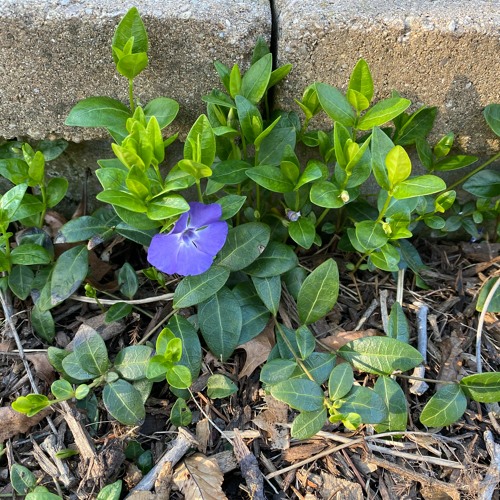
[129, 79, 135, 113]
[395, 373, 454, 385]
[196, 181, 203, 203]
[39, 183, 48, 229]
[446, 151, 500, 192]
[315, 208, 330, 228]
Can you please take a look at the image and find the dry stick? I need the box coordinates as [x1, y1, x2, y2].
[409, 302, 430, 396]
[0, 291, 58, 436]
[379, 289, 390, 334]
[233, 429, 265, 500]
[127, 428, 199, 494]
[396, 268, 405, 305]
[479, 430, 500, 500]
[354, 298, 378, 331]
[71, 292, 174, 305]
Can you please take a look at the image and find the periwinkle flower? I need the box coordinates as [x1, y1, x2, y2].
[147, 202, 228, 276]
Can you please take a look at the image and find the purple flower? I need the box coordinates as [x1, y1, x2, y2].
[147, 202, 228, 276]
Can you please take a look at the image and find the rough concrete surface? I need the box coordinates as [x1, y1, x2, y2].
[0, 0, 271, 141]
[274, 0, 500, 154]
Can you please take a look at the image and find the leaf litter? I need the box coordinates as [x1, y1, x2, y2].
[1, 235, 499, 499]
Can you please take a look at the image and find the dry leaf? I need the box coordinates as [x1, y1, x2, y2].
[283, 442, 328, 462]
[238, 322, 275, 379]
[437, 331, 465, 385]
[173, 453, 228, 500]
[253, 395, 289, 451]
[321, 329, 379, 351]
[26, 353, 55, 385]
[127, 493, 157, 500]
[0, 405, 52, 441]
[196, 418, 210, 454]
[320, 471, 363, 500]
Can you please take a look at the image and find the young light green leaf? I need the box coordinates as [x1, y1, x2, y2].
[386, 145, 411, 187]
[270, 379, 325, 412]
[297, 258, 339, 325]
[241, 53, 272, 104]
[315, 83, 356, 127]
[96, 480, 123, 500]
[168, 315, 202, 382]
[460, 372, 500, 403]
[392, 175, 446, 199]
[170, 398, 192, 427]
[102, 379, 145, 426]
[166, 364, 192, 389]
[114, 345, 153, 381]
[51, 380, 74, 400]
[184, 114, 215, 168]
[291, 409, 327, 439]
[173, 265, 230, 308]
[11, 394, 51, 417]
[374, 376, 407, 432]
[328, 363, 354, 401]
[112, 7, 148, 61]
[348, 59, 374, 102]
[420, 384, 467, 427]
[207, 374, 238, 399]
[357, 97, 411, 130]
[339, 336, 423, 374]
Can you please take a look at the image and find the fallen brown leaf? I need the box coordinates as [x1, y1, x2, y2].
[320, 471, 363, 500]
[173, 453, 228, 500]
[0, 405, 52, 442]
[321, 329, 379, 351]
[26, 353, 55, 385]
[238, 321, 275, 379]
[253, 395, 289, 451]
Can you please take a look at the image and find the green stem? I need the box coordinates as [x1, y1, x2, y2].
[395, 373, 455, 385]
[129, 79, 135, 113]
[39, 183, 48, 229]
[256, 185, 261, 215]
[315, 208, 330, 228]
[376, 193, 393, 223]
[196, 181, 203, 203]
[446, 151, 500, 192]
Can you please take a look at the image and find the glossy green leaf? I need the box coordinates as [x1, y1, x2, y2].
[392, 175, 446, 199]
[9, 265, 34, 300]
[105, 302, 133, 323]
[166, 364, 192, 389]
[387, 302, 409, 342]
[288, 217, 316, 249]
[207, 374, 238, 399]
[339, 385, 388, 424]
[1, 183, 27, 220]
[394, 106, 437, 146]
[476, 277, 500, 313]
[463, 170, 500, 198]
[96, 480, 123, 500]
[484, 103, 500, 136]
[215, 222, 270, 271]
[374, 376, 407, 432]
[211, 160, 251, 184]
[310, 180, 345, 208]
[348, 59, 373, 102]
[420, 384, 467, 427]
[173, 265, 230, 308]
[433, 155, 478, 172]
[386, 145, 411, 187]
[184, 114, 215, 168]
[243, 241, 298, 278]
[168, 315, 202, 382]
[251, 275, 281, 316]
[301, 352, 336, 385]
[355, 220, 389, 251]
[246, 165, 295, 193]
[10, 464, 37, 495]
[357, 98, 411, 130]
[10, 243, 51, 265]
[260, 358, 298, 386]
[297, 258, 339, 325]
[51, 379, 74, 400]
[271, 378, 324, 412]
[369, 243, 400, 272]
[460, 372, 500, 403]
[117, 262, 138, 299]
[328, 363, 354, 401]
[241, 53, 272, 104]
[258, 127, 296, 166]
[62, 352, 96, 381]
[198, 287, 242, 361]
[144, 97, 179, 129]
[170, 398, 192, 427]
[216, 195, 247, 220]
[339, 336, 423, 374]
[291, 409, 327, 439]
[74, 332, 109, 376]
[56, 216, 107, 243]
[112, 7, 148, 61]
[97, 190, 147, 212]
[114, 345, 153, 381]
[103, 379, 145, 426]
[146, 194, 189, 221]
[315, 82, 356, 127]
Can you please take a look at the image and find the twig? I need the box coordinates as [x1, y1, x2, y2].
[0, 291, 58, 436]
[396, 268, 405, 305]
[476, 277, 500, 374]
[379, 289, 389, 334]
[70, 292, 174, 305]
[479, 430, 500, 500]
[354, 298, 378, 331]
[233, 429, 265, 500]
[409, 302, 430, 396]
[127, 428, 199, 494]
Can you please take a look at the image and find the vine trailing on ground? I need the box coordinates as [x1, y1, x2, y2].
[3, 6, 500, 496]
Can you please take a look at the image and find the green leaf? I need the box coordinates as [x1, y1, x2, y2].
[211, 160, 251, 184]
[241, 53, 272, 104]
[243, 241, 298, 278]
[432, 155, 478, 172]
[386, 145, 411, 187]
[310, 181, 345, 209]
[394, 106, 437, 145]
[393, 175, 446, 199]
[476, 277, 500, 313]
[347, 88, 370, 113]
[103, 379, 145, 426]
[199, 287, 242, 361]
[216, 195, 247, 220]
[339, 336, 423, 375]
[295, 160, 325, 190]
[118, 262, 138, 299]
[291, 409, 327, 439]
[207, 374, 238, 399]
[348, 59, 374, 102]
[144, 97, 179, 129]
[315, 83, 356, 127]
[357, 98, 411, 130]
[9, 265, 34, 300]
[62, 352, 96, 381]
[246, 166, 295, 193]
[173, 265, 230, 308]
[170, 398, 192, 427]
[258, 127, 296, 166]
[251, 275, 281, 316]
[45, 177, 69, 208]
[215, 223, 270, 271]
[339, 385, 388, 424]
[260, 359, 298, 385]
[114, 345, 153, 381]
[97, 190, 147, 213]
[184, 114, 215, 168]
[112, 7, 148, 61]
[463, 170, 500, 198]
[302, 352, 336, 385]
[460, 372, 500, 403]
[420, 384, 467, 427]
[295, 325, 315, 360]
[51, 380, 74, 400]
[146, 195, 189, 221]
[116, 52, 148, 79]
[105, 302, 133, 323]
[12, 394, 51, 417]
[146, 354, 170, 380]
[75, 385, 90, 400]
[74, 332, 109, 376]
[374, 376, 407, 432]
[288, 217, 316, 249]
[166, 364, 192, 389]
[49, 245, 88, 308]
[1, 183, 28, 220]
[270, 378, 324, 412]
[10, 464, 37, 495]
[484, 103, 500, 136]
[328, 363, 354, 400]
[56, 216, 108, 243]
[10, 243, 51, 265]
[369, 243, 400, 272]
[355, 220, 388, 251]
[387, 302, 409, 343]
[65, 97, 131, 133]
[297, 258, 339, 325]
[371, 127, 393, 190]
[26, 486, 63, 499]
[96, 480, 123, 500]
[168, 315, 202, 382]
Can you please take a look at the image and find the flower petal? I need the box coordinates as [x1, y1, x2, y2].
[186, 202, 223, 228]
[147, 233, 183, 275]
[193, 221, 228, 255]
[171, 243, 217, 276]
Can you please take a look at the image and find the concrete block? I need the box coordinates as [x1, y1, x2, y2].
[0, 0, 271, 141]
[274, 0, 500, 154]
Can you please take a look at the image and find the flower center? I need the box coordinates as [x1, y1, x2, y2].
[181, 228, 197, 247]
